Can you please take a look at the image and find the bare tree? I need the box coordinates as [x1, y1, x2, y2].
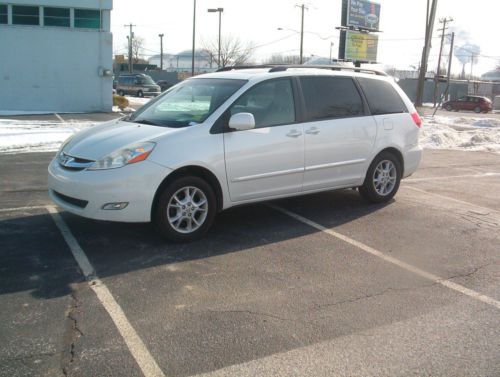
[264, 54, 301, 65]
[124, 36, 145, 64]
[202, 35, 254, 67]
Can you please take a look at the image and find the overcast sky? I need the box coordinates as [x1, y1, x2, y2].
[111, 0, 500, 75]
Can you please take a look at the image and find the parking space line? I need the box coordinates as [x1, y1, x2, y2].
[54, 113, 64, 122]
[403, 186, 500, 215]
[404, 172, 500, 182]
[270, 205, 500, 310]
[0, 205, 48, 213]
[46, 206, 166, 377]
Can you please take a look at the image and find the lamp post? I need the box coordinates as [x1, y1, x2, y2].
[329, 41, 334, 62]
[158, 33, 164, 71]
[191, 0, 196, 76]
[208, 8, 224, 68]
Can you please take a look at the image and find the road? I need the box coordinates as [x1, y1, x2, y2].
[0, 149, 499, 377]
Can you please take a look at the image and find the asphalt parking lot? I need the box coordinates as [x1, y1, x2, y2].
[1, 149, 499, 377]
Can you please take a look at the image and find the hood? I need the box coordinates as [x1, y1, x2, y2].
[64, 119, 179, 161]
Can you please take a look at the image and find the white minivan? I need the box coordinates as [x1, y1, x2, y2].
[48, 66, 422, 241]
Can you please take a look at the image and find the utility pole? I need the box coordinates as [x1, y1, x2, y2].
[415, 0, 438, 107]
[296, 4, 308, 64]
[124, 23, 135, 73]
[329, 41, 334, 62]
[191, 0, 197, 76]
[433, 17, 453, 107]
[158, 34, 164, 71]
[443, 32, 454, 102]
[470, 51, 475, 79]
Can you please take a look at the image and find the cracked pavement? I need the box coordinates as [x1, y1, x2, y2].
[0, 149, 499, 377]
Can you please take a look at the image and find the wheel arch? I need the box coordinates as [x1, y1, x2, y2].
[151, 165, 224, 221]
[373, 147, 405, 175]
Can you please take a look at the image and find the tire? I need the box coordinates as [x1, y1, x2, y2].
[444, 104, 453, 111]
[474, 106, 481, 113]
[118, 90, 125, 96]
[359, 152, 402, 203]
[153, 176, 216, 242]
[137, 90, 144, 98]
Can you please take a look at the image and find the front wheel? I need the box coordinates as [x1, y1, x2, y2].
[137, 90, 144, 98]
[153, 176, 216, 242]
[474, 106, 481, 113]
[444, 104, 453, 111]
[359, 152, 402, 203]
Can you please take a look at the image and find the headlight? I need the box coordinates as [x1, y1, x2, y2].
[58, 135, 74, 155]
[88, 142, 156, 170]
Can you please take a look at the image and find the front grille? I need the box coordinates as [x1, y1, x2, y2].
[58, 153, 94, 171]
[53, 191, 88, 209]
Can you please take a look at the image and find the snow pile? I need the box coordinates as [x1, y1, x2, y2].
[420, 116, 500, 153]
[0, 119, 98, 154]
[126, 96, 151, 107]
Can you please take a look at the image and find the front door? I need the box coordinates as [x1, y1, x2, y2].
[223, 78, 304, 202]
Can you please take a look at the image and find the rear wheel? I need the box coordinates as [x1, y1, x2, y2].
[359, 152, 402, 203]
[474, 106, 481, 113]
[137, 90, 144, 98]
[118, 90, 125, 96]
[444, 104, 453, 111]
[153, 176, 216, 242]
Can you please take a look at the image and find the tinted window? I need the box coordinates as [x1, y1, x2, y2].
[300, 76, 364, 120]
[230, 79, 295, 128]
[12, 5, 39, 25]
[74, 9, 100, 29]
[44, 7, 70, 27]
[357, 77, 407, 115]
[0, 4, 7, 24]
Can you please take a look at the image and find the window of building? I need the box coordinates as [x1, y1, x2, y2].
[0, 4, 7, 24]
[74, 9, 101, 29]
[300, 76, 365, 120]
[357, 77, 408, 115]
[44, 7, 70, 27]
[12, 5, 40, 26]
[230, 79, 296, 128]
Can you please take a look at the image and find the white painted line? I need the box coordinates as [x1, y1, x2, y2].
[46, 206, 166, 377]
[271, 205, 500, 311]
[0, 205, 48, 213]
[404, 186, 500, 215]
[54, 113, 65, 122]
[404, 172, 500, 182]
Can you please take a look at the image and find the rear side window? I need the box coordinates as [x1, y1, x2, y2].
[357, 78, 408, 115]
[300, 76, 364, 121]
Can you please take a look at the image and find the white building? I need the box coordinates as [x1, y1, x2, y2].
[0, 0, 113, 113]
[148, 50, 216, 72]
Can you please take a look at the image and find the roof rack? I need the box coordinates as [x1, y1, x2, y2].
[217, 64, 388, 77]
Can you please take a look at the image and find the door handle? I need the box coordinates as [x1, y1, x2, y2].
[286, 130, 302, 138]
[305, 127, 320, 135]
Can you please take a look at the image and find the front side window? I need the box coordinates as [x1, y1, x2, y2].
[44, 7, 70, 27]
[12, 5, 39, 26]
[357, 77, 408, 115]
[74, 9, 100, 29]
[0, 4, 7, 24]
[130, 78, 247, 128]
[230, 78, 295, 128]
[300, 76, 364, 120]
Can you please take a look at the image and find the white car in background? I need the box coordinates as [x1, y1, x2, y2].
[48, 65, 422, 242]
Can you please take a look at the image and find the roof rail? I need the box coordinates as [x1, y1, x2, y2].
[216, 64, 388, 76]
[268, 65, 388, 76]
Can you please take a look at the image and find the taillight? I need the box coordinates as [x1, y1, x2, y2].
[411, 112, 422, 128]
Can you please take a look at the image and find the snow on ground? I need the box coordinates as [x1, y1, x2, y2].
[420, 115, 500, 153]
[125, 96, 151, 107]
[0, 119, 98, 154]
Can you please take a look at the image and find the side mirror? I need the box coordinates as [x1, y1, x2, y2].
[228, 113, 255, 131]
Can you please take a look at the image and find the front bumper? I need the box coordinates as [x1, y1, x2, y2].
[144, 91, 161, 97]
[48, 158, 171, 222]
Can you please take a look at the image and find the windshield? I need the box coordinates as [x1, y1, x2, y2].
[138, 76, 156, 85]
[129, 78, 247, 128]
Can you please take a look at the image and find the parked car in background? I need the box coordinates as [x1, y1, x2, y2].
[442, 95, 492, 113]
[116, 74, 161, 98]
[156, 80, 174, 92]
[48, 65, 422, 242]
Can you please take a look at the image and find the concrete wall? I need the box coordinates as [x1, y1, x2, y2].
[0, 0, 113, 113]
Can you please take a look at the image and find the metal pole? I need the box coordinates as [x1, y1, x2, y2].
[329, 41, 333, 62]
[159, 34, 164, 71]
[299, 4, 305, 64]
[433, 18, 452, 107]
[444, 32, 454, 101]
[218, 10, 222, 67]
[125, 24, 135, 73]
[191, 0, 196, 76]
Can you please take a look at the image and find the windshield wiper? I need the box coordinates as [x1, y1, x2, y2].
[133, 119, 160, 126]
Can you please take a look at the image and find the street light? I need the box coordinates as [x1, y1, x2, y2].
[158, 33, 164, 71]
[207, 7, 224, 68]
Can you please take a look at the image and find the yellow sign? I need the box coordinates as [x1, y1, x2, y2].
[345, 31, 378, 62]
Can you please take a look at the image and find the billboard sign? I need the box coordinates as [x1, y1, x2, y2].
[347, 0, 381, 31]
[344, 31, 378, 62]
